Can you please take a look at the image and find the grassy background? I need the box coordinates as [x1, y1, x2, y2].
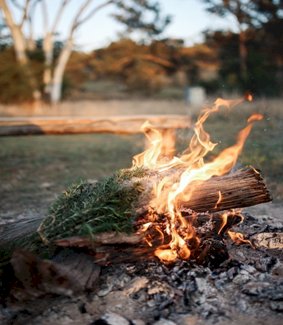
[0, 98, 282, 220]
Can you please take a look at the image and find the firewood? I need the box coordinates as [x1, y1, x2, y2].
[179, 167, 271, 212]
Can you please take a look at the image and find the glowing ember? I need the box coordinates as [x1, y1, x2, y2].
[132, 96, 262, 263]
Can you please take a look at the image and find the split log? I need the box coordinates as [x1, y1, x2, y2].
[136, 167, 271, 215]
[179, 167, 271, 212]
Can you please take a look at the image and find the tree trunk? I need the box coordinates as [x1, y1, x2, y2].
[43, 32, 54, 100]
[239, 29, 248, 81]
[0, 0, 41, 101]
[50, 38, 73, 105]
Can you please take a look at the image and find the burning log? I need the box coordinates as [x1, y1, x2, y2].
[179, 167, 271, 212]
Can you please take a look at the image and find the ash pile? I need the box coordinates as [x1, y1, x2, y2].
[0, 209, 282, 325]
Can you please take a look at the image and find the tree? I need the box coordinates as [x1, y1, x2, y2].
[202, 0, 252, 82]
[0, 0, 170, 104]
[202, 0, 283, 91]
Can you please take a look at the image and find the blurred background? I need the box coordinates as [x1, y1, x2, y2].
[0, 0, 282, 220]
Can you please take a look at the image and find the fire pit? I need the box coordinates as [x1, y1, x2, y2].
[0, 97, 282, 325]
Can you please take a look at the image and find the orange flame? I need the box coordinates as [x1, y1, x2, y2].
[228, 230, 253, 247]
[133, 97, 263, 263]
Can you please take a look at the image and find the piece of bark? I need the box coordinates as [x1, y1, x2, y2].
[2, 249, 100, 301]
[251, 233, 283, 249]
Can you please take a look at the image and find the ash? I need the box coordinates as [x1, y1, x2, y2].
[1, 211, 283, 325]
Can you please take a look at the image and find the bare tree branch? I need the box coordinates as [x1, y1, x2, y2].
[51, 0, 71, 34]
[75, 0, 114, 30]
[69, 0, 93, 34]
[19, 0, 30, 28]
[10, 0, 23, 11]
[41, 0, 49, 33]
[26, 0, 40, 50]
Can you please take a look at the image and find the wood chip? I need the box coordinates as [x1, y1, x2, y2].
[251, 233, 283, 249]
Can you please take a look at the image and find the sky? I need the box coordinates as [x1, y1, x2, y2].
[72, 0, 238, 51]
[12, 0, 238, 52]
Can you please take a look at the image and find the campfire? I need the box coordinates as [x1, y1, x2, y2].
[0, 96, 271, 269]
[6, 95, 267, 270]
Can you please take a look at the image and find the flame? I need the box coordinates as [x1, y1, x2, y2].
[214, 191, 222, 209]
[132, 97, 263, 263]
[228, 230, 253, 246]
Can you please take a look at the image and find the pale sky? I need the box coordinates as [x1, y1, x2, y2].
[73, 0, 238, 51]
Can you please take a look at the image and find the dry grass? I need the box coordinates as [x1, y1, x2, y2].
[0, 98, 282, 220]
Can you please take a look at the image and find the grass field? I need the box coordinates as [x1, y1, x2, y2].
[0, 98, 282, 220]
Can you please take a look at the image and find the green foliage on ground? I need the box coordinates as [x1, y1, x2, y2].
[39, 168, 146, 243]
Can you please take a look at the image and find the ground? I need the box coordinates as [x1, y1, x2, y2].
[0, 98, 282, 221]
[0, 98, 282, 324]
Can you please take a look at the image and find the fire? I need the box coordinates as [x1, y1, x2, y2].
[132, 96, 263, 263]
[228, 230, 253, 246]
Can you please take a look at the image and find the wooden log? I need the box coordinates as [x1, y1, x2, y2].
[0, 115, 190, 136]
[137, 167, 271, 214]
[180, 167, 271, 212]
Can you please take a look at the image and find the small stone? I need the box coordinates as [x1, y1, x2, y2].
[95, 312, 130, 325]
[153, 318, 176, 325]
[270, 301, 283, 312]
[237, 299, 248, 312]
[125, 277, 149, 296]
[97, 283, 113, 297]
[147, 300, 156, 308]
[227, 267, 238, 280]
[233, 274, 250, 285]
[219, 272, 227, 279]
[195, 277, 207, 293]
[272, 263, 283, 277]
[214, 279, 225, 290]
[241, 264, 257, 274]
[255, 257, 277, 272]
[242, 281, 270, 296]
[132, 320, 146, 325]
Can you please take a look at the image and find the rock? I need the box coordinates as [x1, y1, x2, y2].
[153, 318, 176, 325]
[125, 277, 149, 296]
[233, 274, 250, 285]
[272, 262, 283, 277]
[92, 312, 130, 325]
[242, 281, 270, 296]
[132, 320, 146, 325]
[97, 283, 113, 297]
[240, 264, 257, 274]
[270, 301, 283, 312]
[255, 256, 277, 272]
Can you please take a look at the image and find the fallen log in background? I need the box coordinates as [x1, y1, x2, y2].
[0, 115, 190, 136]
